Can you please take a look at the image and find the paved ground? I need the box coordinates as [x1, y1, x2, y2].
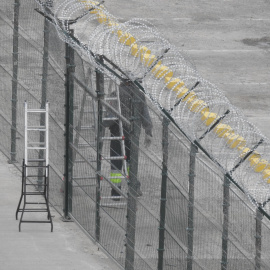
[1, 1, 270, 269]
[107, 0, 270, 139]
[0, 151, 120, 270]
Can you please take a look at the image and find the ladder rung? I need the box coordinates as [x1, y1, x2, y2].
[23, 192, 45, 195]
[101, 196, 125, 200]
[73, 184, 96, 187]
[80, 126, 95, 130]
[25, 166, 48, 169]
[74, 159, 96, 163]
[72, 176, 96, 180]
[20, 220, 51, 223]
[103, 117, 118, 121]
[26, 174, 46, 177]
[109, 176, 126, 179]
[27, 147, 47, 150]
[78, 143, 95, 148]
[25, 183, 46, 186]
[25, 202, 47, 205]
[28, 142, 46, 146]
[18, 209, 48, 212]
[27, 127, 46, 130]
[102, 136, 124, 140]
[100, 203, 126, 207]
[105, 97, 118, 101]
[27, 159, 46, 162]
[82, 110, 94, 113]
[27, 109, 46, 113]
[102, 156, 126, 160]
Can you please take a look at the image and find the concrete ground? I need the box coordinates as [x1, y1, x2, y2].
[106, 0, 270, 139]
[0, 151, 120, 270]
[1, 1, 270, 269]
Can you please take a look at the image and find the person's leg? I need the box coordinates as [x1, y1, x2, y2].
[124, 129, 131, 176]
[124, 129, 142, 197]
[109, 123, 123, 199]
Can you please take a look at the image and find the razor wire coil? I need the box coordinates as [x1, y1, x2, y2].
[36, 0, 270, 214]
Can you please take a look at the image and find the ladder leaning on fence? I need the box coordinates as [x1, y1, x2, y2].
[15, 101, 53, 232]
[100, 82, 129, 207]
[72, 83, 97, 190]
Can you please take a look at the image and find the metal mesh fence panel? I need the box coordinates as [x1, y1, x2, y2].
[0, 17, 13, 73]
[0, 2, 14, 21]
[0, 67, 12, 123]
[1, 1, 270, 270]
[0, 114, 12, 159]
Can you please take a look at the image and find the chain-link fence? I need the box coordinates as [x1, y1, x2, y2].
[1, 0, 270, 269]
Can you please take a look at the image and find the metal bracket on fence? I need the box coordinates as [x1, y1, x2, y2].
[169, 81, 200, 113]
[161, 171, 168, 176]
[222, 202, 230, 207]
[263, 198, 270, 207]
[221, 235, 229, 241]
[35, 8, 53, 22]
[72, 75, 131, 126]
[37, 8, 145, 93]
[96, 91, 105, 97]
[36, 0, 105, 26]
[221, 261, 228, 267]
[198, 109, 230, 141]
[45, 0, 53, 8]
[95, 54, 141, 86]
[229, 138, 264, 174]
[70, 1, 105, 22]
[100, 55, 152, 100]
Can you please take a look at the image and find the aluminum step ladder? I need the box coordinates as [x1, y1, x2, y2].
[16, 101, 53, 232]
[100, 83, 128, 207]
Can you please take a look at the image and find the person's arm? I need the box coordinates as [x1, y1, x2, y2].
[141, 99, 153, 148]
[141, 99, 153, 137]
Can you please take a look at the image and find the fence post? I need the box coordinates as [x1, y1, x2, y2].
[38, 13, 50, 189]
[221, 174, 230, 270]
[95, 56, 104, 242]
[187, 142, 198, 270]
[64, 27, 75, 219]
[10, 0, 20, 163]
[255, 205, 263, 270]
[125, 85, 140, 270]
[157, 116, 169, 270]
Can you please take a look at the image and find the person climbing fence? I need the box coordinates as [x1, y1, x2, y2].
[103, 79, 153, 200]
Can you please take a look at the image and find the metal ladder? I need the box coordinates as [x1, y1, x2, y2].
[72, 68, 97, 190]
[100, 83, 128, 207]
[16, 101, 53, 232]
